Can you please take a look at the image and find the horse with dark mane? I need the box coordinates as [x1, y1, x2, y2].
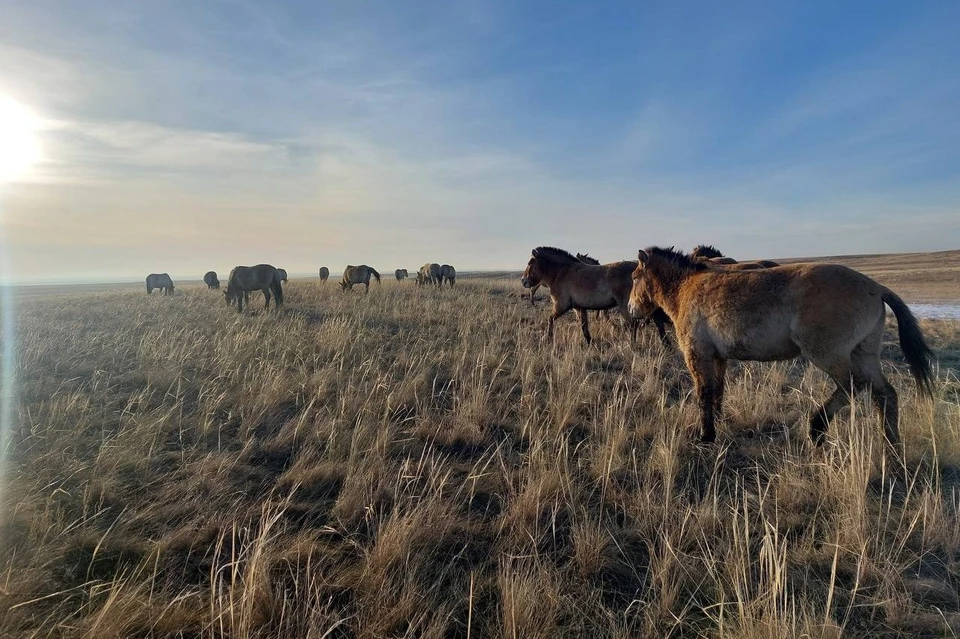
[340, 265, 381, 293]
[441, 264, 456, 287]
[224, 264, 283, 312]
[628, 246, 934, 448]
[395, 269, 408, 281]
[203, 271, 220, 289]
[521, 246, 648, 346]
[319, 267, 330, 282]
[146, 273, 175, 295]
[417, 263, 442, 288]
[690, 244, 780, 269]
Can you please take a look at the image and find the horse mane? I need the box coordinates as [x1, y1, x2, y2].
[645, 246, 709, 272]
[576, 252, 601, 265]
[690, 244, 725, 259]
[532, 246, 579, 264]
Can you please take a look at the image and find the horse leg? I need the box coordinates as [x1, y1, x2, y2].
[530, 284, 540, 305]
[616, 303, 638, 348]
[685, 350, 721, 443]
[653, 309, 670, 346]
[576, 308, 591, 345]
[714, 359, 727, 418]
[852, 350, 901, 449]
[547, 299, 571, 342]
[263, 288, 271, 311]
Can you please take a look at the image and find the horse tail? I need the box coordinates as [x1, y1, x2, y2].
[370, 267, 381, 284]
[272, 271, 284, 306]
[882, 290, 934, 396]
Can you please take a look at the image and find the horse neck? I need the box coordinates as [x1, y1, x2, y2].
[535, 259, 576, 287]
[646, 264, 690, 319]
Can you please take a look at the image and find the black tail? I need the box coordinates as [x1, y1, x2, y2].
[883, 291, 934, 396]
[370, 267, 381, 284]
[272, 272, 284, 306]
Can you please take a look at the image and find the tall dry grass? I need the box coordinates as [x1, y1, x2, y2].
[1, 279, 959, 637]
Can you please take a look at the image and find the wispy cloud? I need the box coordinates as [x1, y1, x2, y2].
[1, 0, 959, 283]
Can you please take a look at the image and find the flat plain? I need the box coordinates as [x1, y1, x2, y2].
[1, 250, 959, 637]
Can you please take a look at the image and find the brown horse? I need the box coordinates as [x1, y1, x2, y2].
[521, 246, 643, 345]
[395, 268, 408, 281]
[441, 264, 456, 287]
[146, 273, 175, 295]
[691, 244, 780, 269]
[340, 265, 381, 293]
[628, 246, 934, 447]
[224, 264, 283, 312]
[319, 267, 330, 282]
[203, 271, 220, 289]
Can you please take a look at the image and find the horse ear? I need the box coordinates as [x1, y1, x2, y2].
[637, 250, 649, 265]
[531, 249, 539, 257]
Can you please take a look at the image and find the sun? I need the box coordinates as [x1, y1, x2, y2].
[0, 95, 42, 183]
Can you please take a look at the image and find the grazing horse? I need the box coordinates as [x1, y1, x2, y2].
[277, 268, 288, 284]
[520, 246, 643, 346]
[146, 273, 175, 295]
[417, 263, 442, 287]
[628, 246, 934, 448]
[340, 265, 381, 293]
[441, 264, 456, 287]
[395, 269, 409, 281]
[319, 267, 330, 282]
[203, 271, 220, 289]
[224, 264, 284, 312]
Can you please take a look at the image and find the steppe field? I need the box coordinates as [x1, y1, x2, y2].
[2, 251, 960, 638]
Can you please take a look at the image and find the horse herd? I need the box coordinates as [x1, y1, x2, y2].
[144, 243, 936, 452]
[521, 243, 935, 453]
[145, 261, 458, 311]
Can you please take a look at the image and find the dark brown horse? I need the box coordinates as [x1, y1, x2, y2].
[319, 267, 330, 282]
[146, 273, 174, 295]
[203, 271, 220, 289]
[628, 246, 934, 448]
[690, 244, 780, 269]
[224, 264, 284, 312]
[521, 246, 644, 346]
[340, 265, 381, 293]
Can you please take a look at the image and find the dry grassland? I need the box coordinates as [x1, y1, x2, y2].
[1, 275, 960, 637]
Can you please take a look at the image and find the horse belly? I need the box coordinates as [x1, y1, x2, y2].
[715, 320, 800, 361]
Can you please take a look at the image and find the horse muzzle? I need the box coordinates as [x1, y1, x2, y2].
[520, 278, 533, 289]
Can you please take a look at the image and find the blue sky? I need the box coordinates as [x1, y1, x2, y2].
[0, 0, 958, 282]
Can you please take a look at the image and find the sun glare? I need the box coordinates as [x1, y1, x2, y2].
[0, 95, 42, 183]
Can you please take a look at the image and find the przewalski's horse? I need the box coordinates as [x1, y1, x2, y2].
[690, 244, 780, 269]
[395, 269, 409, 281]
[440, 264, 456, 287]
[224, 264, 284, 312]
[340, 265, 381, 293]
[146, 273, 175, 295]
[203, 271, 220, 289]
[319, 267, 330, 282]
[628, 246, 934, 448]
[520, 246, 643, 346]
[417, 263, 442, 287]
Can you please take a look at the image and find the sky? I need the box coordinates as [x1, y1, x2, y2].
[0, 0, 958, 283]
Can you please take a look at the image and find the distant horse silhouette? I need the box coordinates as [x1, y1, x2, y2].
[395, 269, 409, 281]
[628, 246, 934, 447]
[319, 267, 330, 282]
[440, 264, 456, 287]
[340, 265, 381, 293]
[277, 268, 288, 284]
[224, 264, 283, 312]
[520, 246, 643, 346]
[203, 271, 220, 289]
[146, 273, 175, 295]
